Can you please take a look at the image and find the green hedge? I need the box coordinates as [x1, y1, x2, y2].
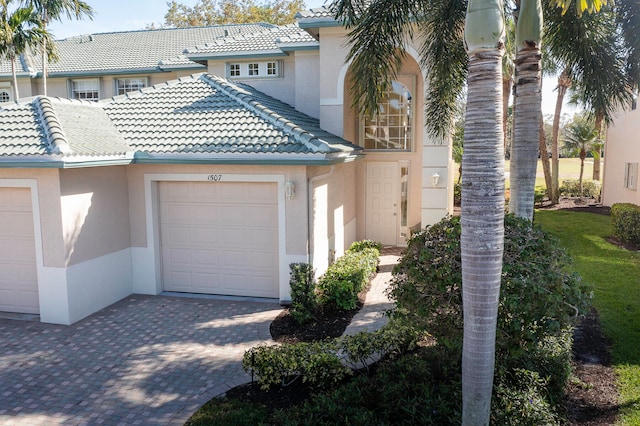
[316, 246, 380, 311]
[611, 203, 640, 246]
[559, 179, 601, 199]
[289, 263, 316, 324]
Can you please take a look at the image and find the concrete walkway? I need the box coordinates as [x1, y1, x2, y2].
[343, 246, 401, 336]
[0, 248, 402, 426]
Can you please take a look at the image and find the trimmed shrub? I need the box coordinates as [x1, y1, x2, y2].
[317, 247, 379, 311]
[611, 203, 640, 246]
[348, 239, 383, 253]
[389, 214, 592, 359]
[534, 185, 547, 206]
[289, 263, 316, 325]
[559, 179, 601, 199]
[243, 342, 350, 391]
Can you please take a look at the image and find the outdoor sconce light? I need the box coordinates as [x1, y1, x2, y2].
[284, 180, 295, 199]
[431, 172, 440, 187]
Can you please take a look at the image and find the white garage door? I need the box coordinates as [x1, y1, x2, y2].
[0, 188, 39, 314]
[159, 181, 279, 298]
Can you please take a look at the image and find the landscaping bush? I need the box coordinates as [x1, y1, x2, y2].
[611, 203, 640, 246]
[534, 185, 547, 206]
[348, 239, 383, 253]
[289, 263, 316, 325]
[389, 214, 592, 358]
[243, 322, 420, 391]
[273, 347, 463, 425]
[559, 179, 601, 199]
[317, 247, 379, 310]
[243, 341, 350, 391]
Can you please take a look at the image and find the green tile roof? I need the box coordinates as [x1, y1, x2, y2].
[184, 25, 317, 59]
[0, 24, 276, 77]
[0, 73, 360, 167]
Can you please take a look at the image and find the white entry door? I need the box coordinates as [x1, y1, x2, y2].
[366, 162, 399, 246]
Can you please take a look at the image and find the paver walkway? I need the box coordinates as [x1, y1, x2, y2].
[0, 247, 403, 426]
[0, 295, 281, 425]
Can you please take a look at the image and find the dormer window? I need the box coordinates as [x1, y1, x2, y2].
[226, 61, 282, 79]
[0, 89, 10, 103]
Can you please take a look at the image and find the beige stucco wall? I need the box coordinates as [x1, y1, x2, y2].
[207, 55, 297, 108]
[2, 70, 201, 101]
[59, 166, 131, 266]
[126, 163, 309, 257]
[293, 51, 320, 118]
[603, 107, 640, 206]
[308, 161, 358, 276]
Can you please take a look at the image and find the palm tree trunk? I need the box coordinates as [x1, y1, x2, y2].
[461, 47, 505, 426]
[11, 58, 20, 100]
[41, 27, 47, 96]
[539, 116, 552, 197]
[551, 68, 571, 204]
[579, 149, 585, 198]
[509, 47, 541, 220]
[593, 112, 603, 180]
[502, 76, 512, 156]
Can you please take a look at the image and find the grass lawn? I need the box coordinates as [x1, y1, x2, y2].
[535, 210, 640, 425]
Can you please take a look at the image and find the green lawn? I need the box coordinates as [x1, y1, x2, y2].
[454, 158, 601, 189]
[535, 210, 640, 425]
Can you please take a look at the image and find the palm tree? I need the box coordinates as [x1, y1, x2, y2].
[20, 0, 93, 95]
[509, 0, 543, 220]
[544, 2, 633, 202]
[563, 116, 598, 198]
[0, 1, 46, 100]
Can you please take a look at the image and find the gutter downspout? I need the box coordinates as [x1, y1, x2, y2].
[307, 165, 335, 268]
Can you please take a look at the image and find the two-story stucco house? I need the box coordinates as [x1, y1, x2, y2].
[0, 7, 453, 325]
[602, 103, 640, 206]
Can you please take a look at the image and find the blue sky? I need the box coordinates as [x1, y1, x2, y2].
[47, 0, 571, 118]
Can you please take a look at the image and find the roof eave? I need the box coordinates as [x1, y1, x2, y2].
[185, 50, 288, 61]
[133, 151, 363, 166]
[297, 18, 343, 29]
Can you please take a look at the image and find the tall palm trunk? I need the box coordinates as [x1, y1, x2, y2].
[11, 58, 20, 100]
[509, 0, 542, 220]
[592, 112, 603, 180]
[462, 0, 505, 422]
[551, 68, 571, 203]
[579, 148, 586, 198]
[539, 116, 553, 196]
[502, 76, 512, 155]
[41, 12, 48, 96]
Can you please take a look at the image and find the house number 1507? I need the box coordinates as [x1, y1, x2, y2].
[207, 174, 222, 181]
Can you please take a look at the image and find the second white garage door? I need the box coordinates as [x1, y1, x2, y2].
[159, 181, 279, 298]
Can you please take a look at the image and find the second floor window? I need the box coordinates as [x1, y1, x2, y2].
[248, 63, 259, 76]
[227, 61, 282, 79]
[116, 78, 147, 95]
[360, 80, 413, 151]
[71, 79, 99, 100]
[229, 63, 240, 77]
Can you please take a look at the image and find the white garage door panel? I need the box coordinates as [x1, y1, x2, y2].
[160, 181, 279, 298]
[0, 187, 39, 314]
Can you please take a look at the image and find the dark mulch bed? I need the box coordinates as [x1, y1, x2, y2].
[225, 201, 623, 425]
[270, 285, 369, 344]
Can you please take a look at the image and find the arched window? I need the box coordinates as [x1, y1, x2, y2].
[0, 90, 11, 103]
[361, 80, 413, 150]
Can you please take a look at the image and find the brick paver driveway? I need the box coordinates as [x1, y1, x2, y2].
[0, 295, 282, 425]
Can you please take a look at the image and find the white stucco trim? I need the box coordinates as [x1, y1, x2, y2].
[321, 44, 426, 107]
[0, 179, 47, 316]
[139, 173, 289, 302]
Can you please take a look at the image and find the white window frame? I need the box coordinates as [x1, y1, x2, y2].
[226, 61, 283, 79]
[624, 162, 638, 190]
[229, 63, 241, 77]
[115, 77, 148, 95]
[359, 76, 415, 151]
[70, 78, 100, 101]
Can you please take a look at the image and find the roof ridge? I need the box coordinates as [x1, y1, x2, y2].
[201, 74, 331, 153]
[33, 97, 72, 155]
[57, 23, 277, 40]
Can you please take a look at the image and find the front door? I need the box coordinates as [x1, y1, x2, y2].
[366, 162, 398, 246]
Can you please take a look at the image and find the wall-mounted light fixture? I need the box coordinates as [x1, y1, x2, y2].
[431, 172, 440, 187]
[284, 180, 295, 199]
